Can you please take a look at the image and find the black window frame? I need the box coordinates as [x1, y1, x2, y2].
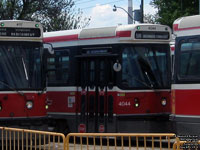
[0, 41, 44, 91]
[174, 35, 200, 83]
[118, 43, 171, 90]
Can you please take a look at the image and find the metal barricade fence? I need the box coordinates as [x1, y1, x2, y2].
[1, 127, 197, 150]
[0, 127, 65, 150]
[65, 133, 177, 150]
[173, 138, 200, 150]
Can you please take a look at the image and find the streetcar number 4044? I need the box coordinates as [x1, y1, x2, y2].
[118, 101, 131, 107]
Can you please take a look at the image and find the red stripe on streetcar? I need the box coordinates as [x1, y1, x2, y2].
[173, 24, 179, 31]
[116, 31, 132, 37]
[43, 31, 132, 43]
[173, 23, 200, 31]
[79, 31, 132, 40]
[79, 36, 116, 40]
[43, 34, 79, 43]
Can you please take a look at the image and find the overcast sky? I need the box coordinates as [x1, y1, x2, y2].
[75, 0, 157, 28]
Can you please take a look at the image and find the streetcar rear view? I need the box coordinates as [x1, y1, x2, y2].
[0, 20, 47, 130]
[44, 24, 172, 133]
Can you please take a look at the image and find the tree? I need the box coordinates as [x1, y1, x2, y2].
[144, 14, 159, 24]
[0, 0, 90, 31]
[150, 0, 199, 27]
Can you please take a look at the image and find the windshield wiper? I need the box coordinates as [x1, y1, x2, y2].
[0, 80, 24, 96]
[22, 57, 29, 80]
[144, 71, 154, 88]
[137, 57, 158, 88]
[126, 55, 154, 89]
[126, 73, 154, 89]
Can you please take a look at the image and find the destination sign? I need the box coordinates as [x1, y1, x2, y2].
[0, 27, 41, 37]
[135, 31, 169, 40]
[86, 49, 108, 54]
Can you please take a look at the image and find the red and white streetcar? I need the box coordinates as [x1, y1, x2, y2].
[44, 24, 172, 133]
[0, 20, 47, 130]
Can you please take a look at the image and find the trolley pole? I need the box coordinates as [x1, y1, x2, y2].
[128, 0, 133, 24]
[141, 0, 144, 23]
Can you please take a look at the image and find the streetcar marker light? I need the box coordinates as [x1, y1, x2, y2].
[45, 105, 49, 109]
[35, 24, 39, 28]
[1, 23, 4, 27]
[137, 26, 141, 30]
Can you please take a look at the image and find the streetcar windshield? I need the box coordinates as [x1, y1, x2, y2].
[0, 41, 43, 90]
[121, 44, 170, 89]
[179, 41, 200, 77]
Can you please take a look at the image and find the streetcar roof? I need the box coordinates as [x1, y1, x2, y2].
[43, 24, 171, 47]
[173, 15, 200, 37]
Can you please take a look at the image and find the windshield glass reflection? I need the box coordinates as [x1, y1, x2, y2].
[0, 42, 42, 90]
[180, 42, 200, 77]
[122, 44, 170, 89]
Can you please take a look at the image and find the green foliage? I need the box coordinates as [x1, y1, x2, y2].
[0, 0, 90, 31]
[144, 14, 159, 24]
[150, 0, 199, 27]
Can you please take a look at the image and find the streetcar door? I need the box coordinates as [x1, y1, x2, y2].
[77, 56, 116, 133]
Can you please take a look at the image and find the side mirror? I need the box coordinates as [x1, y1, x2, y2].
[113, 60, 121, 72]
[43, 43, 54, 55]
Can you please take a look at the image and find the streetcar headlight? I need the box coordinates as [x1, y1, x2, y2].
[0, 105, 2, 111]
[26, 101, 33, 109]
[134, 98, 140, 108]
[161, 98, 167, 106]
[135, 103, 139, 107]
[45, 105, 49, 110]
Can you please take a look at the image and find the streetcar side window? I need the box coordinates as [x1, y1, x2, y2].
[47, 57, 56, 82]
[46, 49, 70, 85]
[58, 55, 69, 82]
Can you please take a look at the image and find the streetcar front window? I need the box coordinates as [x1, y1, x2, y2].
[121, 44, 170, 89]
[0, 41, 42, 90]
